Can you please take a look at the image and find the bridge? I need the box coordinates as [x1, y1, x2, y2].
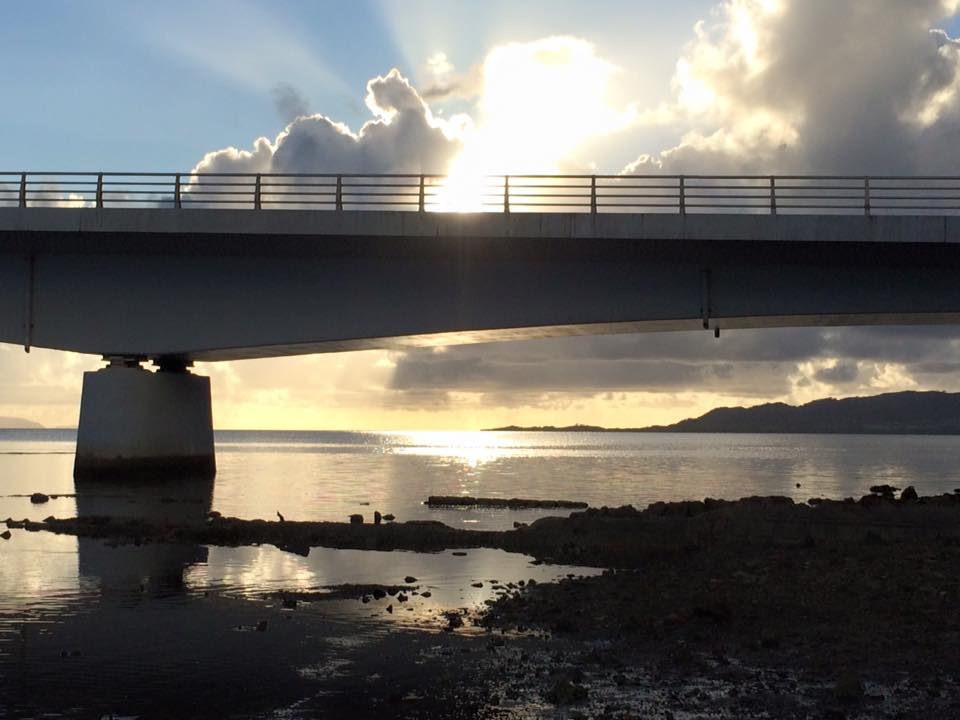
[2, 171, 960, 478]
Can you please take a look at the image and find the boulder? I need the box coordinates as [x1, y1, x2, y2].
[900, 486, 919, 502]
[349, 514, 363, 524]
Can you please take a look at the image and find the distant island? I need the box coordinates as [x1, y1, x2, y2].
[0, 416, 43, 429]
[486, 391, 960, 435]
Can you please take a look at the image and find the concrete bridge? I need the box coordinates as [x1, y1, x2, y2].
[2, 172, 960, 478]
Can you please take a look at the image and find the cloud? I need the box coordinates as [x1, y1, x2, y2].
[271, 82, 309, 124]
[193, 69, 466, 177]
[625, 0, 960, 174]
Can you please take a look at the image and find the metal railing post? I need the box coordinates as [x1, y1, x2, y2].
[418, 174, 425, 212]
[770, 176, 776, 215]
[864, 177, 871, 216]
[254, 174, 262, 209]
[336, 175, 343, 210]
[96, 173, 104, 208]
[174, 174, 182, 209]
[590, 175, 597, 214]
[679, 176, 686, 215]
[504, 175, 510, 213]
[18, 173, 26, 208]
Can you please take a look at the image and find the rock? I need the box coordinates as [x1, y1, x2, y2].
[0, 530, 10, 540]
[374, 511, 382, 525]
[383, 514, 396, 521]
[834, 672, 865, 703]
[349, 514, 363, 524]
[29, 493, 49, 504]
[397, 593, 408, 603]
[452, 551, 467, 556]
[513, 521, 528, 529]
[869, 484, 900, 498]
[471, 582, 483, 588]
[900, 486, 919, 502]
[255, 620, 268, 632]
[361, 595, 370, 603]
[281, 597, 297, 610]
[372, 588, 387, 600]
[546, 678, 588, 705]
[404, 576, 417, 583]
[207, 510, 221, 519]
[420, 591, 432, 598]
[276, 511, 285, 522]
[386, 604, 393, 614]
[443, 612, 463, 631]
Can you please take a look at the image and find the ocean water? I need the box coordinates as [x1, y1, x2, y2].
[3, 429, 960, 716]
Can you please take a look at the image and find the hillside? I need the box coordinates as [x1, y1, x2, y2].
[489, 391, 960, 435]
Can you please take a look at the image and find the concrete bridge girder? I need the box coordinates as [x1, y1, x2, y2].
[3, 208, 960, 478]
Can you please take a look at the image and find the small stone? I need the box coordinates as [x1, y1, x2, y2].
[255, 620, 268, 632]
[900, 486, 919, 502]
[29, 493, 49, 504]
[404, 576, 417, 583]
[349, 514, 363, 524]
[383, 513, 396, 522]
[0, 530, 10, 540]
[374, 511, 382, 525]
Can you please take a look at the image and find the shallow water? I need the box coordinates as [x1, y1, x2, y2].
[3, 429, 960, 717]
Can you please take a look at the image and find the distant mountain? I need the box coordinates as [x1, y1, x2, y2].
[487, 424, 608, 432]
[0, 417, 43, 429]
[489, 391, 960, 435]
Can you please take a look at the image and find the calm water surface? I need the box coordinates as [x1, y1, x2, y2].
[3, 429, 960, 716]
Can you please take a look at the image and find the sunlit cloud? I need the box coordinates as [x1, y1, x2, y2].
[436, 36, 638, 210]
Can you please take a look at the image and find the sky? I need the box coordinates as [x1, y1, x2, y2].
[4, 0, 960, 430]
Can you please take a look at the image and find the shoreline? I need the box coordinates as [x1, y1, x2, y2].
[5, 491, 960, 718]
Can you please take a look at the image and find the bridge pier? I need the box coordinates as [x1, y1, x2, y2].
[74, 358, 215, 480]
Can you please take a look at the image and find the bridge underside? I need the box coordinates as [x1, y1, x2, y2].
[4, 207, 960, 478]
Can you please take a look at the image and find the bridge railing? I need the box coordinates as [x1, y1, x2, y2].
[2, 172, 960, 214]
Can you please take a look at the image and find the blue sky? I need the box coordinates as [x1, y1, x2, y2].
[0, 0, 712, 171]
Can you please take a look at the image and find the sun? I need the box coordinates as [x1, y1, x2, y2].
[434, 37, 636, 212]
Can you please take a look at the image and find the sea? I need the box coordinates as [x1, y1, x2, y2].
[2, 429, 960, 716]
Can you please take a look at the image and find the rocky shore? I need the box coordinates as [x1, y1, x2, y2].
[6, 488, 960, 718]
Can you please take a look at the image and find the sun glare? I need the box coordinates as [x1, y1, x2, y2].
[435, 37, 635, 211]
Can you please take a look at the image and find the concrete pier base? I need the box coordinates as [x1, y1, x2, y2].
[74, 361, 215, 480]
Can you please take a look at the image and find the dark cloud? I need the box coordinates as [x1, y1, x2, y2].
[386, 325, 960, 405]
[813, 361, 859, 384]
[271, 82, 309, 124]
